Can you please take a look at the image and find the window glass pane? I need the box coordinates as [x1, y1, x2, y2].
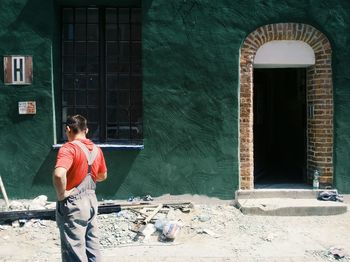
[130, 106, 142, 122]
[131, 75, 141, 89]
[119, 8, 129, 23]
[118, 121, 130, 138]
[63, 8, 74, 23]
[119, 75, 130, 90]
[106, 8, 117, 23]
[87, 8, 99, 23]
[76, 91, 86, 105]
[75, 42, 86, 55]
[118, 90, 129, 106]
[107, 91, 117, 105]
[107, 60, 118, 73]
[118, 63, 130, 73]
[131, 90, 142, 105]
[130, 108, 142, 139]
[63, 42, 74, 55]
[75, 76, 87, 89]
[75, 56, 86, 72]
[87, 42, 99, 56]
[87, 56, 99, 73]
[62, 91, 74, 106]
[132, 62, 141, 74]
[131, 24, 141, 41]
[75, 24, 86, 40]
[119, 42, 130, 58]
[63, 57, 74, 72]
[64, 107, 75, 119]
[119, 24, 130, 40]
[63, 75, 74, 89]
[87, 24, 99, 41]
[88, 123, 99, 140]
[131, 42, 141, 57]
[63, 24, 74, 40]
[88, 91, 99, 105]
[107, 75, 118, 90]
[106, 24, 117, 40]
[106, 42, 118, 56]
[87, 75, 99, 89]
[107, 108, 117, 122]
[131, 8, 141, 23]
[88, 108, 99, 122]
[107, 123, 118, 139]
[75, 8, 86, 23]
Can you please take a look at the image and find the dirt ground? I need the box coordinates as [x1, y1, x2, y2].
[0, 194, 349, 262]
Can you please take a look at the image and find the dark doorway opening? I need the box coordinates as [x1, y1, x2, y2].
[253, 68, 307, 187]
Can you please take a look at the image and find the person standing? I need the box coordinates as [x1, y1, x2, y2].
[53, 115, 107, 262]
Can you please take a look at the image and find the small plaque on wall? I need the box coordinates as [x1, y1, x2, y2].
[4, 56, 33, 85]
[18, 101, 36, 115]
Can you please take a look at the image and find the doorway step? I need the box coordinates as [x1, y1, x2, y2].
[234, 189, 347, 216]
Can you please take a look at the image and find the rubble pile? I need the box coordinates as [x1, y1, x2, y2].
[2, 195, 55, 212]
[98, 211, 139, 247]
[98, 202, 195, 247]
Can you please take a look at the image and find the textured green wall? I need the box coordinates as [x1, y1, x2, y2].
[0, 0, 349, 200]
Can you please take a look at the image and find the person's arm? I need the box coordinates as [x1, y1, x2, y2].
[96, 147, 107, 182]
[96, 172, 107, 182]
[53, 167, 74, 201]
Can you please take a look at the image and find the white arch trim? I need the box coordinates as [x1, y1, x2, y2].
[254, 40, 315, 68]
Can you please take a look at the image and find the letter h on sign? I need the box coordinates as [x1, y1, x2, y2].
[3, 56, 33, 85]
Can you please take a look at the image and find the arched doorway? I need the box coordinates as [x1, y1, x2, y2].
[239, 23, 333, 190]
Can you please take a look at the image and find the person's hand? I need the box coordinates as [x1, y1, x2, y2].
[57, 188, 76, 201]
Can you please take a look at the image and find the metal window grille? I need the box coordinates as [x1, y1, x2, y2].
[60, 6, 142, 144]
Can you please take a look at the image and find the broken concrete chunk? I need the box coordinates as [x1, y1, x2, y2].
[9, 201, 25, 211]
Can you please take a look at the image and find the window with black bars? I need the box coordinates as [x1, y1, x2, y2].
[60, 6, 142, 144]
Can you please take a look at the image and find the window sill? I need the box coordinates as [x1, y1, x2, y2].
[52, 144, 144, 150]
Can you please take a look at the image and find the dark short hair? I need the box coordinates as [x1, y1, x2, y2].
[66, 115, 87, 134]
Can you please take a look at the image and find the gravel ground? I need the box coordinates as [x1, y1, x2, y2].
[0, 195, 349, 261]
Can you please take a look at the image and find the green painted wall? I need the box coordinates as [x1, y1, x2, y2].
[0, 0, 349, 200]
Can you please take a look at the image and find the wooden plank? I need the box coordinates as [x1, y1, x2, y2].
[142, 204, 162, 225]
[0, 202, 192, 223]
[0, 203, 154, 223]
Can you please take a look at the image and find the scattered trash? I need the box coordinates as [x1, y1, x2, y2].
[162, 221, 181, 240]
[128, 196, 141, 202]
[329, 247, 345, 260]
[18, 219, 27, 227]
[142, 195, 153, 201]
[261, 233, 275, 242]
[317, 191, 343, 202]
[197, 228, 221, 238]
[154, 218, 168, 231]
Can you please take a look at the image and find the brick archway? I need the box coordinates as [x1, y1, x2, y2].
[239, 23, 333, 189]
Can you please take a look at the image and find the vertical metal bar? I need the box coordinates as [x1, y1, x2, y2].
[99, 7, 106, 142]
[73, 7, 76, 115]
[129, 7, 132, 140]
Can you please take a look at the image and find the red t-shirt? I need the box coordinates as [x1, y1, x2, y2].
[55, 139, 107, 190]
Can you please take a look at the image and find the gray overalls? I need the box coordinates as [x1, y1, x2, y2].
[56, 141, 101, 262]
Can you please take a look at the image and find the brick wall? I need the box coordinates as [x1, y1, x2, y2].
[239, 23, 333, 189]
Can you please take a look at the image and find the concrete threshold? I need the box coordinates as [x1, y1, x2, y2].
[235, 189, 347, 216]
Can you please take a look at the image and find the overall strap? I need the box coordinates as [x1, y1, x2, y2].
[72, 140, 98, 169]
